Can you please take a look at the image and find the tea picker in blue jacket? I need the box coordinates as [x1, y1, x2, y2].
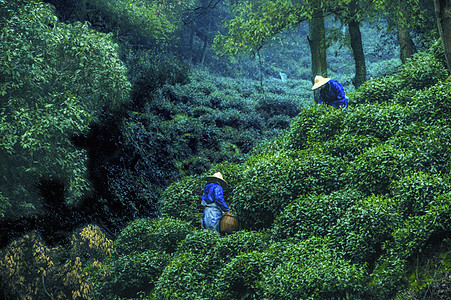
[201, 172, 230, 234]
[312, 75, 348, 108]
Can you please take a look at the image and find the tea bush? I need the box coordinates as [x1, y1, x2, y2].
[397, 52, 448, 91]
[350, 75, 401, 104]
[409, 80, 451, 125]
[93, 250, 171, 299]
[257, 237, 368, 299]
[344, 143, 414, 195]
[390, 172, 451, 217]
[271, 188, 364, 242]
[388, 122, 451, 174]
[113, 217, 194, 256]
[304, 106, 347, 144]
[158, 175, 204, 226]
[175, 228, 221, 256]
[328, 195, 401, 265]
[213, 251, 268, 300]
[342, 102, 410, 142]
[232, 150, 345, 229]
[286, 105, 328, 150]
[155, 229, 272, 299]
[315, 133, 380, 161]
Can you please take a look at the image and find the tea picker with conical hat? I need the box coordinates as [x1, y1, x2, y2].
[312, 75, 348, 108]
[201, 172, 231, 234]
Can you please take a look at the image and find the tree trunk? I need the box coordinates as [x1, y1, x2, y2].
[308, 13, 327, 102]
[348, 1, 366, 88]
[434, 0, 451, 73]
[397, 0, 413, 63]
[201, 39, 208, 65]
[349, 19, 366, 88]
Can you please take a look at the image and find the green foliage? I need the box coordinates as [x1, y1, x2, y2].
[328, 195, 401, 265]
[315, 133, 381, 161]
[286, 104, 328, 150]
[350, 50, 448, 106]
[342, 102, 409, 141]
[344, 143, 414, 195]
[155, 229, 271, 299]
[271, 189, 364, 242]
[0, 0, 131, 219]
[397, 52, 448, 91]
[213, 250, 268, 300]
[257, 237, 368, 299]
[91, 0, 194, 45]
[408, 80, 451, 125]
[390, 172, 451, 217]
[350, 75, 402, 105]
[388, 122, 451, 174]
[114, 217, 194, 256]
[232, 150, 345, 229]
[94, 250, 171, 299]
[159, 175, 204, 226]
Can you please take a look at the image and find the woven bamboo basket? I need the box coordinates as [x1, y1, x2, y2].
[219, 214, 240, 235]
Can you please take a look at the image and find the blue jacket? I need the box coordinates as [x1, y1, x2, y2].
[201, 183, 230, 212]
[318, 80, 348, 108]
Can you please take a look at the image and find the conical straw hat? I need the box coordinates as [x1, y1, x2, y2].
[312, 75, 331, 90]
[206, 172, 227, 187]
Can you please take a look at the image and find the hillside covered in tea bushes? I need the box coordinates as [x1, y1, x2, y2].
[2, 0, 451, 299]
[4, 41, 450, 299]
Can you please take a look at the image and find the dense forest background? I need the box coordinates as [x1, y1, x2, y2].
[2, 0, 451, 299]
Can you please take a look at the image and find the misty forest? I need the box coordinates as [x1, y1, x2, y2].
[2, 0, 451, 299]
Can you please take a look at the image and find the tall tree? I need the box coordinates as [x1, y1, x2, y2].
[434, 0, 451, 73]
[308, 13, 327, 102]
[347, 0, 367, 87]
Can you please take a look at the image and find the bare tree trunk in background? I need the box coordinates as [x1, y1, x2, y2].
[348, 1, 366, 88]
[75, 0, 87, 22]
[434, 0, 451, 73]
[201, 39, 208, 65]
[398, 0, 413, 63]
[308, 13, 327, 102]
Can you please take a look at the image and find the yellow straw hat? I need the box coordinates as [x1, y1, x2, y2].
[312, 75, 331, 90]
[206, 172, 227, 187]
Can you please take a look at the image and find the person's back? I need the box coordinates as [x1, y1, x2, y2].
[312, 76, 348, 108]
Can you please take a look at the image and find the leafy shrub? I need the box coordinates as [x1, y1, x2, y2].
[159, 175, 204, 226]
[0, 226, 112, 300]
[344, 143, 414, 195]
[408, 80, 451, 125]
[213, 251, 268, 300]
[388, 122, 451, 174]
[397, 52, 448, 91]
[154, 252, 214, 299]
[114, 217, 194, 256]
[350, 75, 401, 104]
[156, 229, 270, 299]
[305, 106, 347, 144]
[317, 133, 380, 161]
[328, 195, 401, 265]
[232, 150, 345, 229]
[210, 230, 271, 264]
[93, 250, 171, 299]
[254, 95, 301, 117]
[390, 172, 451, 217]
[285, 104, 329, 150]
[175, 228, 221, 256]
[131, 55, 190, 103]
[0, 0, 131, 220]
[271, 189, 364, 242]
[257, 237, 368, 299]
[342, 102, 409, 142]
